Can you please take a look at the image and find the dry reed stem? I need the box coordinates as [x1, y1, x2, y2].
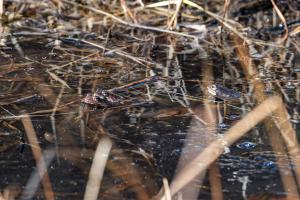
[290, 26, 300, 36]
[0, 100, 79, 120]
[80, 39, 153, 66]
[84, 137, 112, 200]
[148, 0, 249, 42]
[274, 103, 300, 187]
[21, 113, 55, 200]
[233, 35, 300, 196]
[51, 0, 64, 9]
[0, 187, 15, 200]
[2, 191, 12, 200]
[208, 162, 223, 200]
[181, 0, 287, 48]
[77, 64, 86, 142]
[223, 0, 230, 13]
[21, 149, 56, 200]
[33, 76, 77, 147]
[201, 59, 223, 200]
[167, 0, 183, 30]
[147, 7, 201, 20]
[0, 62, 33, 77]
[120, 0, 137, 23]
[169, 96, 283, 196]
[48, 52, 98, 71]
[0, 192, 5, 200]
[95, 124, 151, 200]
[0, 0, 3, 18]
[50, 62, 73, 161]
[186, 107, 208, 125]
[162, 178, 172, 200]
[63, 0, 197, 39]
[47, 70, 71, 89]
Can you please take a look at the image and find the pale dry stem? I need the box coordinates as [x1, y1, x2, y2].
[21, 113, 54, 200]
[84, 137, 112, 200]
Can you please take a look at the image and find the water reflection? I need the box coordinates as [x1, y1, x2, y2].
[0, 31, 299, 200]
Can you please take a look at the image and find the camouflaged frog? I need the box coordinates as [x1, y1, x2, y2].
[207, 84, 241, 100]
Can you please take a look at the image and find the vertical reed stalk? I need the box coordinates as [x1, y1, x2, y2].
[21, 113, 55, 200]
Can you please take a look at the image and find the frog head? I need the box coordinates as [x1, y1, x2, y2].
[207, 84, 217, 96]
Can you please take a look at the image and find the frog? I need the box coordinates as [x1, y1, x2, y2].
[207, 84, 241, 100]
[82, 76, 161, 108]
[82, 89, 124, 107]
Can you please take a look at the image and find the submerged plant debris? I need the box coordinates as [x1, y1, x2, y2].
[0, 0, 299, 199]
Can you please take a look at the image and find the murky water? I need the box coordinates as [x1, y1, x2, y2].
[0, 19, 300, 200]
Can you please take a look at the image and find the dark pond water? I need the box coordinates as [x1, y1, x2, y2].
[0, 33, 299, 200]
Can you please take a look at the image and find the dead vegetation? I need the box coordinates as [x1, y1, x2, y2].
[0, 0, 299, 199]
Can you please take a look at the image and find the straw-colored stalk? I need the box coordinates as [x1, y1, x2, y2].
[167, 0, 183, 29]
[0, 0, 2, 19]
[201, 59, 223, 200]
[84, 137, 112, 200]
[163, 178, 172, 200]
[21, 113, 55, 200]
[21, 149, 56, 200]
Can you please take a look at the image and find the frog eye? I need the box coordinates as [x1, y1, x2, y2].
[207, 84, 217, 96]
[95, 88, 102, 93]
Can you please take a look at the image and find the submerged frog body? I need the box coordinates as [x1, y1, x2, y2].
[207, 84, 241, 100]
[82, 89, 124, 107]
[82, 76, 161, 107]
